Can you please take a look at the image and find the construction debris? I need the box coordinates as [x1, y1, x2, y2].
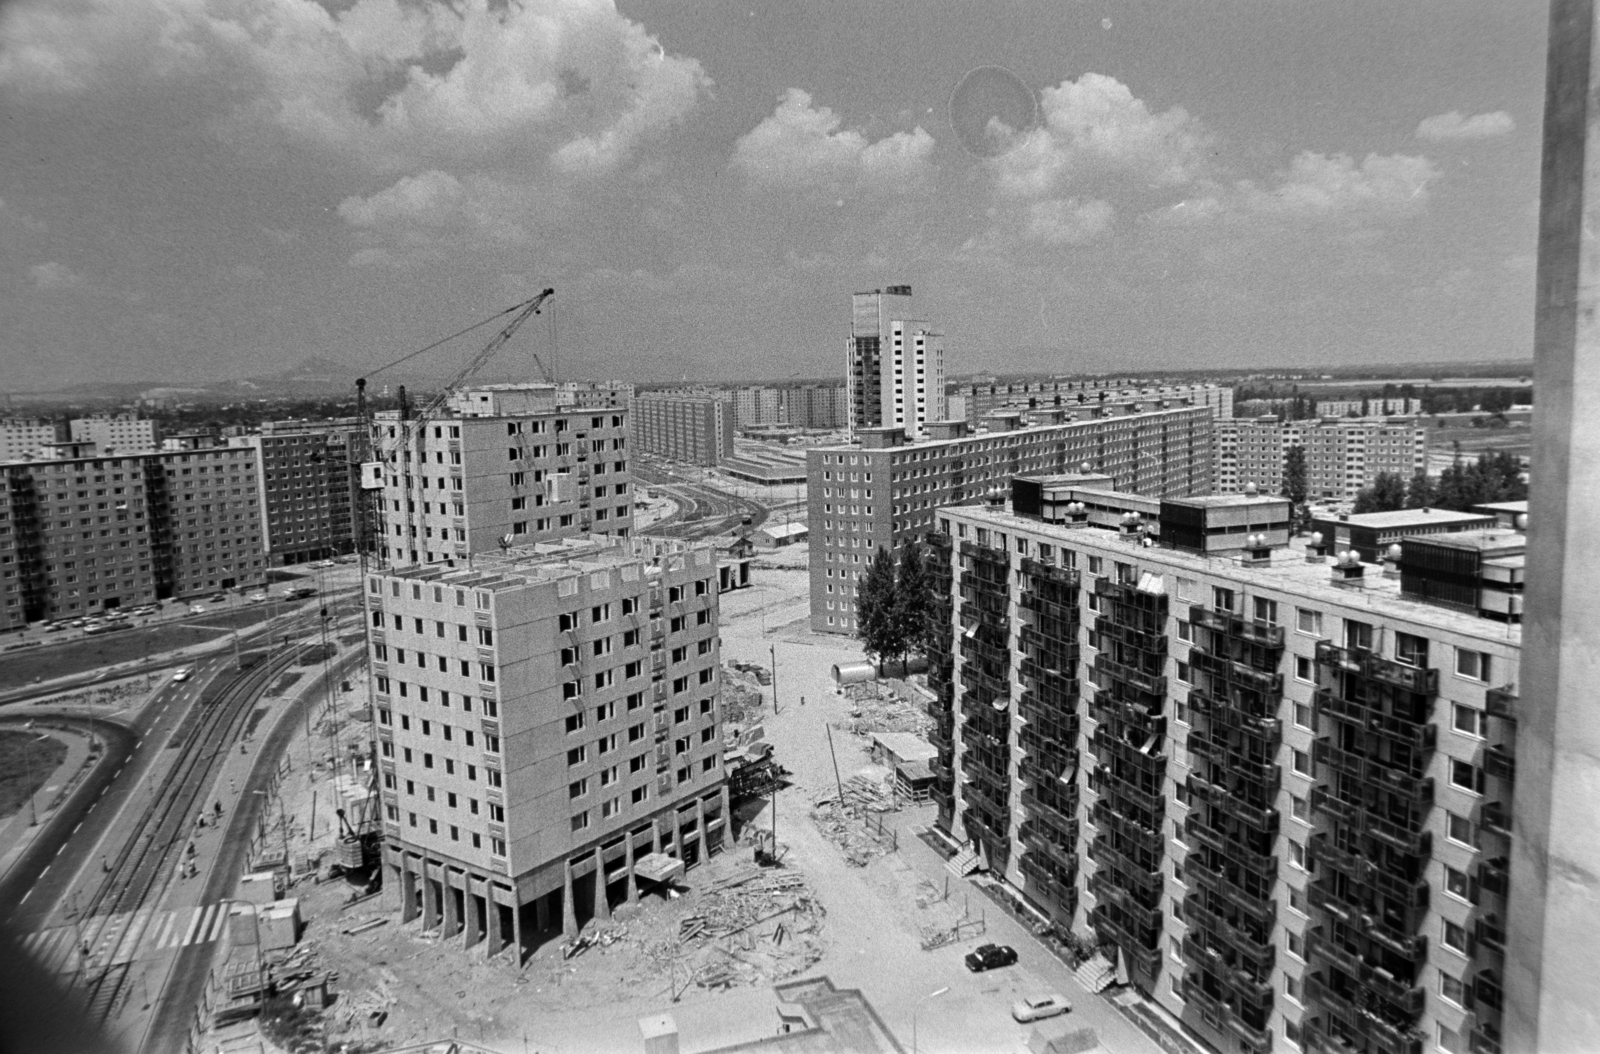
[834, 678, 932, 737]
[808, 778, 901, 867]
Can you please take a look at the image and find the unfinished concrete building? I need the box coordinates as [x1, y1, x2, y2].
[369, 535, 729, 956]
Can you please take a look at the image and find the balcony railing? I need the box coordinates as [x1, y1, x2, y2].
[1485, 685, 1517, 722]
[1091, 655, 1168, 698]
[1315, 642, 1439, 696]
[1190, 605, 1287, 649]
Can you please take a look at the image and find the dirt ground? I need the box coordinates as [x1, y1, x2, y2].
[215, 547, 1041, 1054]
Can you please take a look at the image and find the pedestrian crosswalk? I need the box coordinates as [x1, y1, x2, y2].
[21, 903, 229, 973]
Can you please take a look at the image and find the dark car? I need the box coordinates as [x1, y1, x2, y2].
[964, 943, 1018, 973]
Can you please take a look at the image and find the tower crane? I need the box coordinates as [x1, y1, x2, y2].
[356, 288, 555, 567]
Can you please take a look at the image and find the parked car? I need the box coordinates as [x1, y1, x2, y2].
[1011, 994, 1072, 1023]
[248, 593, 268, 604]
[190, 605, 206, 615]
[964, 944, 1018, 973]
[209, 593, 227, 603]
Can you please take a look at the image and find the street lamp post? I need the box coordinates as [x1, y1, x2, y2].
[911, 985, 949, 1054]
[22, 728, 49, 826]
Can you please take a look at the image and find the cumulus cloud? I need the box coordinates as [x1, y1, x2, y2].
[989, 73, 1211, 199]
[731, 88, 935, 193]
[1, 0, 710, 177]
[1247, 152, 1438, 215]
[29, 261, 82, 289]
[1165, 151, 1439, 224]
[338, 170, 467, 228]
[1416, 110, 1514, 142]
[961, 198, 1114, 258]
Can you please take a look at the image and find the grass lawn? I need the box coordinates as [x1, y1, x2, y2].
[0, 731, 69, 819]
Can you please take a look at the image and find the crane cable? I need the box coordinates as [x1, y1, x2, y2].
[361, 297, 544, 381]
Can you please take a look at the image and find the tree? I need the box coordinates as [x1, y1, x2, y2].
[855, 546, 903, 664]
[1282, 444, 1309, 531]
[1405, 470, 1438, 509]
[1353, 471, 1408, 514]
[892, 539, 933, 662]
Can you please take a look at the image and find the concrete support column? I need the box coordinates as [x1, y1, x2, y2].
[695, 797, 707, 858]
[651, 817, 662, 855]
[624, 833, 639, 904]
[486, 891, 503, 958]
[561, 859, 579, 938]
[442, 871, 460, 937]
[594, 849, 611, 921]
[511, 901, 524, 965]
[535, 891, 550, 934]
[1507, 6, 1600, 1051]
[399, 860, 418, 923]
[421, 862, 440, 931]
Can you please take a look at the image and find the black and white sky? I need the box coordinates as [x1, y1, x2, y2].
[0, 0, 1544, 390]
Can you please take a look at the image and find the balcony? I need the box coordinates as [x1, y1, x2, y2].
[1188, 646, 1285, 695]
[1088, 906, 1163, 975]
[1312, 690, 1436, 751]
[1091, 655, 1168, 698]
[1481, 801, 1512, 837]
[1478, 856, 1509, 897]
[1312, 740, 1433, 803]
[1484, 744, 1516, 783]
[1182, 935, 1273, 1004]
[1184, 815, 1276, 874]
[1018, 852, 1077, 911]
[1088, 871, 1162, 930]
[1315, 642, 1439, 696]
[1185, 897, 1275, 962]
[1189, 605, 1287, 649]
[1020, 786, 1079, 838]
[1183, 854, 1276, 927]
[1485, 685, 1517, 722]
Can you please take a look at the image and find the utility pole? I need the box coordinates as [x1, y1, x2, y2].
[769, 643, 780, 714]
[825, 724, 846, 811]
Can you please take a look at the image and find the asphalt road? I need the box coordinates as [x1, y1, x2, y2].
[142, 645, 368, 1054]
[635, 464, 770, 541]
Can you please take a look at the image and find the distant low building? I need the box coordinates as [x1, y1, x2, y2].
[755, 521, 808, 547]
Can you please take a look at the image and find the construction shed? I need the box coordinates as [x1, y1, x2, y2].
[867, 733, 938, 803]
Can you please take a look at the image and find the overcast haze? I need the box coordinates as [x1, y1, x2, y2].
[0, 0, 1545, 392]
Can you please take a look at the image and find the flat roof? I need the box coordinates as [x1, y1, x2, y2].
[1474, 501, 1529, 513]
[1321, 508, 1491, 530]
[381, 536, 711, 588]
[869, 732, 937, 762]
[950, 504, 1522, 647]
[1407, 529, 1527, 554]
[760, 522, 809, 538]
[1166, 494, 1289, 509]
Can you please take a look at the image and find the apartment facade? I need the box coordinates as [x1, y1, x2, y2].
[807, 405, 1215, 634]
[730, 385, 848, 431]
[0, 442, 266, 624]
[370, 537, 728, 955]
[847, 286, 946, 439]
[370, 389, 633, 569]
[930, 499, 1520, 1054]
[1216, 418, 1427, 502]
[0, 418, 67, 462]
[70, 414, 160, 453]
[233, 421, 364, 565]
[1316, 398, 1423, 418]
[631, 392, 735, 467]
[734, 387, 784, 428]
[952, 381, 1235, 427]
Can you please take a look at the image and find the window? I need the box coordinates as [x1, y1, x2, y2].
[1292, 749, 1312, 776]
[1344, 619, 1373, 651]
[1252, 596, 1278, 624]
[631, 785, 649, 804]
[1444, 865, 1473, 903]
[1440, 973, 1467, 1009]
[1295, 656, 1313, 682]
[567, 745, 587, 766]
[1293, 703, 1313, 730]
[1175, 619, 1192, 643]
[1291, 795, 1309, 823]
[569, 778, 588, 799]
[1286, 930, 1304, 960]
[1296, 608, 1322, 635]
[1450, 759, 1485, 794]
[1288, 840, 1307, 870]
[630, 754, 647, 773]
[1456, 648, 1491, 682]
[1442, 920, 1470, 955]
[1452, 703, 1487, 738]
[1284, 974, 1302, 1003]
[1285, 1021, 1302, 1049]
[1396, 631, 1429, 668]
[1175, 661, 1191, 685]
[1447, 812, 1478, 847]
[571, 811, 590, 832]
[1288, 886, 1307, 916]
